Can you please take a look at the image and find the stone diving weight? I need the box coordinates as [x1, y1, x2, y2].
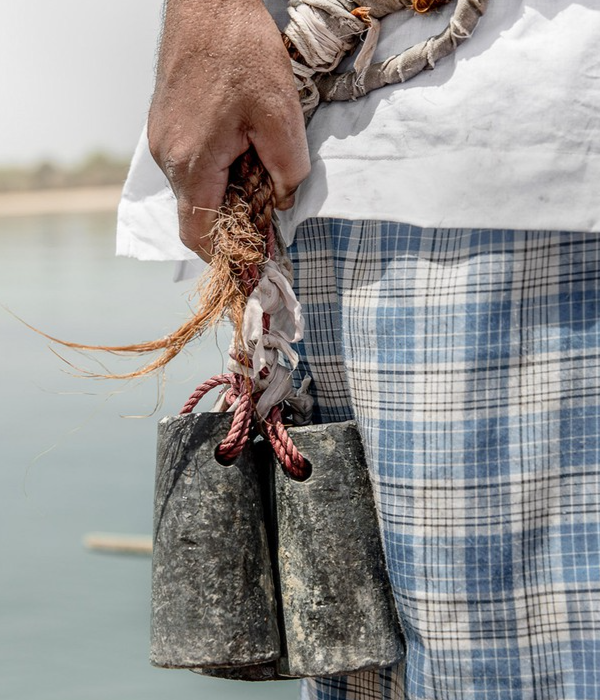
[151, 412, 280, 669]
[272, 420, 404, 678]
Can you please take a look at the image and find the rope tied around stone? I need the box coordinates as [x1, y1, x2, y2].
[179, 372, 254, 465]
[178, 174, 311, 478]
[180, 361, 311, 480]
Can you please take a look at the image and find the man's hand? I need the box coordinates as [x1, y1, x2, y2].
[148, 0, 310, 262]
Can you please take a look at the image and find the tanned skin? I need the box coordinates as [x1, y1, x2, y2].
[148, 0, 310, 262]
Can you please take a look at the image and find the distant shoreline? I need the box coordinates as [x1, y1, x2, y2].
[0, 185, 123, 218]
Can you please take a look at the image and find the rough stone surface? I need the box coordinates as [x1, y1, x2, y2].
[273, 420, 405, 678]
[151, 413, 280, 669]
[195, 662, 283, 682]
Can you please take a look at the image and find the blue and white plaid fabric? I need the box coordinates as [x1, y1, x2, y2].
[287, 222, 600, 700]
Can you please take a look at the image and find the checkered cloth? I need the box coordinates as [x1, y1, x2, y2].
[287, 222, 600, 700]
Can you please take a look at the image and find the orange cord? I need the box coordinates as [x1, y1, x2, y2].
[412, 0, 452, 14]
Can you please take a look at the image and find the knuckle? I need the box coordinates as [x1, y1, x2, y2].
[163, 148, 197, 185]
[146, 119, 167, 165]
[147, 133, 196, 187]
[162, 154, 188, 185]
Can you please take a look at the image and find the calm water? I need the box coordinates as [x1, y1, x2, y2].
[0, 212, 299, 700]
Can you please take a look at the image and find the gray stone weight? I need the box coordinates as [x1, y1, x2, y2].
[151, 412, 280, 669]
[273, 420, 405, 678]
[191, 439, 298, 682]
[195, 440, 298, 681]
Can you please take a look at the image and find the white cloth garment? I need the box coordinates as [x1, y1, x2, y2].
[116, 0, 600, 267]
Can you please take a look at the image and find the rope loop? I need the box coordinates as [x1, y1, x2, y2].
[179, 374, 236, 415]
[180, 364, 308, 479]
[265, 406, 311, 481]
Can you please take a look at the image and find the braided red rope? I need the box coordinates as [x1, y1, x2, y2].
[180, 370, 309, 478]
[179, 373, 235, 414]
[179, 217, 308, 477]
[214, 391, 254, 463]
[179, 373, 254, 463]
[265, 406, 310, 481]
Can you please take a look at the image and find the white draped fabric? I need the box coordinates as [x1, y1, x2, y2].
[116, 0, 600, 265]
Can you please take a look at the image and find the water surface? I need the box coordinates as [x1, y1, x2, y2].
[0, 212, 299, 700]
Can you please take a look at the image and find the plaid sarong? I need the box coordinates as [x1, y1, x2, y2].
[287, 222, 600, 700]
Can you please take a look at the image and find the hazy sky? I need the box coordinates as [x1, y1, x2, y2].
[0, 0, 164, 166]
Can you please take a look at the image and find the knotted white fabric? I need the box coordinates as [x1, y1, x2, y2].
[227, 259, 305, 420]
[286, 0, 365, 73]
[285, 0, 487, 111]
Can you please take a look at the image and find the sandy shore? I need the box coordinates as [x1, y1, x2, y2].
[0, 185, 123, 218]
